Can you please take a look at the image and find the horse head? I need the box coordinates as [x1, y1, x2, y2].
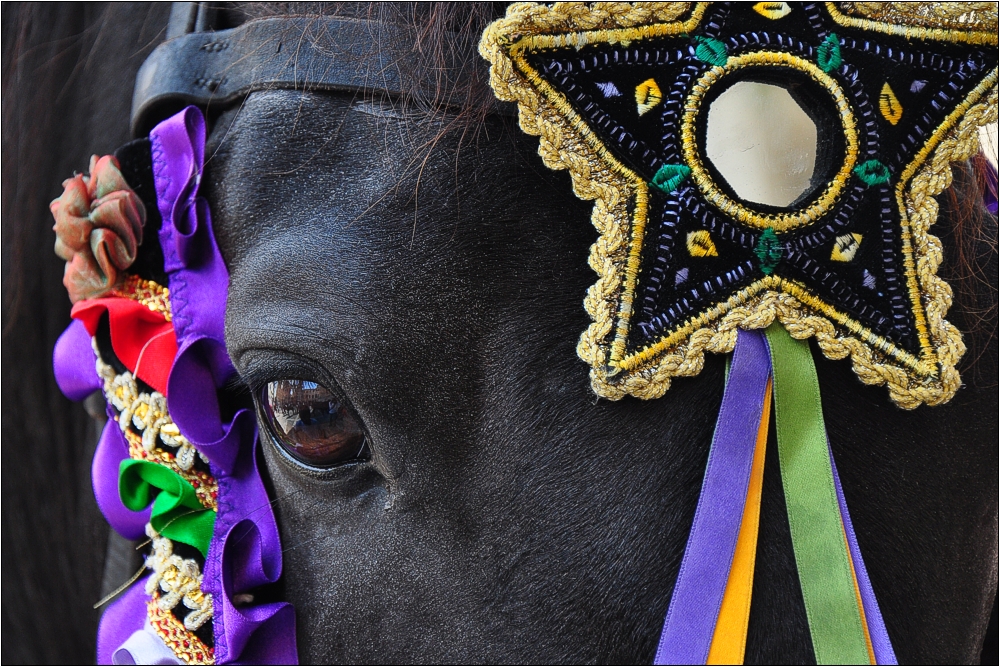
[30, 2, 1000, 663]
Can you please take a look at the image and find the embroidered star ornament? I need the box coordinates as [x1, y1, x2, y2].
[480, 2, 998, 408]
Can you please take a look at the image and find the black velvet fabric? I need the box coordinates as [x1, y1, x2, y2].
[523, 2, 998, 357]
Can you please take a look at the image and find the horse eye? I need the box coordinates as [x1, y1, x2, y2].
[258, 379, 369, 468]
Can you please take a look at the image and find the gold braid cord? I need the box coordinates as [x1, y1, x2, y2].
[148, 600, 214, 665]
[480, 1, 998, 408]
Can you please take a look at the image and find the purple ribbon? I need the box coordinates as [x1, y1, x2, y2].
[655, 328, 771, 665]
[150, 106, 297, 664]
[654, 329, 897, 664]
[53, 320, 151, 539]
[151, 106, 249, 475]
[204, 446, 298, 664]
[53, 319, 101, 401]
[831, 453, 897, 665]
[53, 258, 148, 662]
[97, 576, 151, 665]
[93, 407, 151, 540]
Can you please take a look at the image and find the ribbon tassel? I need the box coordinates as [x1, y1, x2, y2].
[654, 326, 896, 665]
[765, 323, 871, 664]
[655, 329, 772, 665]
[707, 376, 770, 664]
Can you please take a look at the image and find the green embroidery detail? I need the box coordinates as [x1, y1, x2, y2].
[694, 37, 728, 67]
[817, 33, 842, 72]
[853, 159, 891, 186]
[754, 228, 783, 275]
[650, 164, 691, 194]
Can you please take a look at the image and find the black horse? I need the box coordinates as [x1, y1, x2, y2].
[3, 3, 997, 664]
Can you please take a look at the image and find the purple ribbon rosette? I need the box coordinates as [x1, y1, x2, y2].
[54, 105, 297, 665]
[150, 106, 297, 664]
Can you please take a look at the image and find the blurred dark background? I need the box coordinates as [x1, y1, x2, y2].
[2, 4, 170, 662]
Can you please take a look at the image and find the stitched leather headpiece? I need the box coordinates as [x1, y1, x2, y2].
[131, 8, 511, 136]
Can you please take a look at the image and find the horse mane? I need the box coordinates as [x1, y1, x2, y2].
[1, 2, 996, 662]
[1, 4, 170, 662]
[941, 153, 999, 381]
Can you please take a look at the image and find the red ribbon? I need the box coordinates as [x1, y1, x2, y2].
[72, 298, 177, 395]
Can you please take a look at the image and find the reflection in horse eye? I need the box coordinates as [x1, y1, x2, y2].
[259, 380, 369, 468]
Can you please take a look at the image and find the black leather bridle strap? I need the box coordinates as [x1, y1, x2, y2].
[132, 14, 512, 136]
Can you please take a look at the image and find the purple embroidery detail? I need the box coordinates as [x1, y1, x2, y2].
[149, 106, 297, 665]
[596, 81, 621, 97]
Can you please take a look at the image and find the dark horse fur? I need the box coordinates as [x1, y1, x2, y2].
[3, 3, 997, 664]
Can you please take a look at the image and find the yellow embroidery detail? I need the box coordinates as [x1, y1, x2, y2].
[490, 3, 706, 54]
[681, 51, 859, 232]
[146, 526, 214, 633]
[480, 1, 996, 407]
[92, 279, 216, 661]
[636, 78, 663, 115]
[93, 341, 218, 509]
[831, 233, 863, 262]
[125, 429, 218, 510]
[95, 345, 210, 476]
[753, 2, 792, 20]
[892, 70, 996, 376]
[687, 230, 719, 257]
[879, 83, 903, 125]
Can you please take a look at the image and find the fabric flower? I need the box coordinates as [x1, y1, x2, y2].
[51, 155, 145, 303]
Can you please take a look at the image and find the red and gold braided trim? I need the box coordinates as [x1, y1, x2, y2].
[125, 429, 218, 511]
[110, 274, 172, 321]
[147, 598, 215, 666]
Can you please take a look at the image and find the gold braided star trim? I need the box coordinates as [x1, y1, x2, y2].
[830, 2, 999, 42]
[480, 1, 998, 408]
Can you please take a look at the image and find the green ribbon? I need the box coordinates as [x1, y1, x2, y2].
[119, 459, 216, 556]
[765, 323, 869, 664]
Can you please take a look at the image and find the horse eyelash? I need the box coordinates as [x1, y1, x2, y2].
[231, 367, 331, 402]
[226, 367, 265, 397]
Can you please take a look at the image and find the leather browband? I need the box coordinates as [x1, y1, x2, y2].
[131, 15, 513, 137]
